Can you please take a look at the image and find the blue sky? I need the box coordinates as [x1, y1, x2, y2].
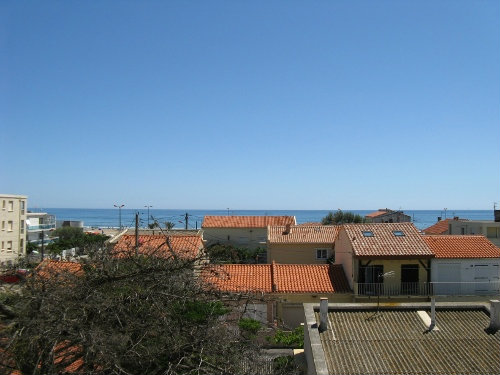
[1, 1, 499, 210]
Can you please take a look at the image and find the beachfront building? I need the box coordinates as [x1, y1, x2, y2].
[447, 219, 500, 247]
[364, 208, 411, 223]
[27, 212, 57, 247]
[267, 225, 339, 264]
[201, 215, 296, 249]
[334, 223, 434, 299]
[0, 194, 27, 266]
[424, 235, 500, 296]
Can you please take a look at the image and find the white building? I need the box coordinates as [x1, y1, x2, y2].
[27, 212, 57, 246]
[424, 235, 500, 296]
[0, 194, 27, 266]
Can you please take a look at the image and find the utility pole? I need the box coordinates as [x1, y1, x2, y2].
[144, 205, 152, 228]
[114, 204, 125, 230]
[185, 212, 189, 230]
[135, 212, 139, 256]
[40, 230, 45, 261]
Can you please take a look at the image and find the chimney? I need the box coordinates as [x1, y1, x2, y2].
[430, 297, 436, 330]
[319, 298, 328, 332]
[437, 217, 441, 222]
[271, 261, 277, 292]
[283, 224, 291, 235]
[488, 300, 500, 332]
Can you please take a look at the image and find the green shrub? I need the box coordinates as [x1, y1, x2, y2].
[238, 318, 261, 335]
[268, 326, 304, 348]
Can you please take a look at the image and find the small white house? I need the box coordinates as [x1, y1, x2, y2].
[424, 235, 500, 296]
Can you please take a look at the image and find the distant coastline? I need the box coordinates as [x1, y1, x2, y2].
[30, 208, 494, 231]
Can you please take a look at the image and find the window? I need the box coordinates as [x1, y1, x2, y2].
[393, 230, 405, 237]
[461, 227, 465, 235]
[8, 201, 13, 211]
[7, 221, 13, 231]
[362, 231, 374, 237]
[1, 241, 4, 250]
[7, 241, 12, 251]
[487, 227, 499, 239]
[20, 201, 25, 214]
[2, 200, 5, 210]
[316, 248, 328, 260]
[20, 239, 24, 251]
[1, 221, 4, 230]
[20, 220, 24, 234]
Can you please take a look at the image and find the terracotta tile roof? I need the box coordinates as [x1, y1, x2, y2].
[423, 235, 500, 258]
[297, 222, 322, 226]
[273, 264, 350, 293]
[35, 260, 84, 279]
[202, 264, 272, 293]
[201, 263, 350, 294]
[202, 215, 296, 228]
[422, 218, 469, 235]
[342, 223, 433, 258]
[268, 225, 340, 244]
[365, 209, 392, 218]
[113, 234, 203, 260]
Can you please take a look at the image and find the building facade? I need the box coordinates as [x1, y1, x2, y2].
[365, 208, 411, 223]
[27, 212, 57, 247]
[0, 194, 27, 266]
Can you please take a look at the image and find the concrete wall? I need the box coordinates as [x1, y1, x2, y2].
[267, 243, 334, 264]
[278, 293, 353, 327]
[0, 195, 27, 265]
[334, 229, 355, 289]
[202, 227, 267, 249]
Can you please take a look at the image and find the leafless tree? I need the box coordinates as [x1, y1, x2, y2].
[0, 235, 274, 375]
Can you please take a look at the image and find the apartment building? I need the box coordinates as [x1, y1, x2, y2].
[0, 194, 27, 266]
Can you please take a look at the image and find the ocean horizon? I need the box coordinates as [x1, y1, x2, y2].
[29, 208, 496, 231]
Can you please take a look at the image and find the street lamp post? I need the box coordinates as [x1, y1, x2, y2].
[144, 205, 152, 228]
[114, 204, 125, 230]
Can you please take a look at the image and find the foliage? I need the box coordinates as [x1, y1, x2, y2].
[321, 209, 365, 225]
[25, 241, 38, 254]
[267, 326, 304, 348]
[165, 221, 175, 230]
[238, 318, 261, 335]
[46, 227, 109, 255]
[206, 244, 266, 264]
[0, 239, 264, 375]
[273, 356, 297, 373]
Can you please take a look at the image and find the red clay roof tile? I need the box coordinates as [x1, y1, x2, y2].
[202, 216, 296, 228]
[423, 235, 500, 258]
[268, 225, 339, 244]
[342, 223, 433, 258]
[201, 263, 350, 294]
[422, 218, 469, 235]
[113, 235, 203, 260]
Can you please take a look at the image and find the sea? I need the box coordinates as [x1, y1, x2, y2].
[30, 208, 495, 231]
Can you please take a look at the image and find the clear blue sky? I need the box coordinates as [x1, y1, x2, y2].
[1, 1, 499, 210]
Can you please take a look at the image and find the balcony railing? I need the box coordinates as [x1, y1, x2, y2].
[355, 281, 500, 297]
[27, 223, 56, 231]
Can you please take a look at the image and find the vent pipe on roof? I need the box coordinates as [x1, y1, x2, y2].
[487, 300, 500, 332]
[283, 224, 291, 235]
[430, 297, 436, 330]
[319, 298, 328, 332]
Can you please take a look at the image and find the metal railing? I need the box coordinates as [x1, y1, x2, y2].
[355, 281, 500, 297]
[27, 223, 56, 231]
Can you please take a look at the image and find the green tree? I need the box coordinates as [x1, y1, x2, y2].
[321, 209, 365, 225]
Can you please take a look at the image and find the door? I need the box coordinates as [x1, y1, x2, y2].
[401, 265, 419, 295]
